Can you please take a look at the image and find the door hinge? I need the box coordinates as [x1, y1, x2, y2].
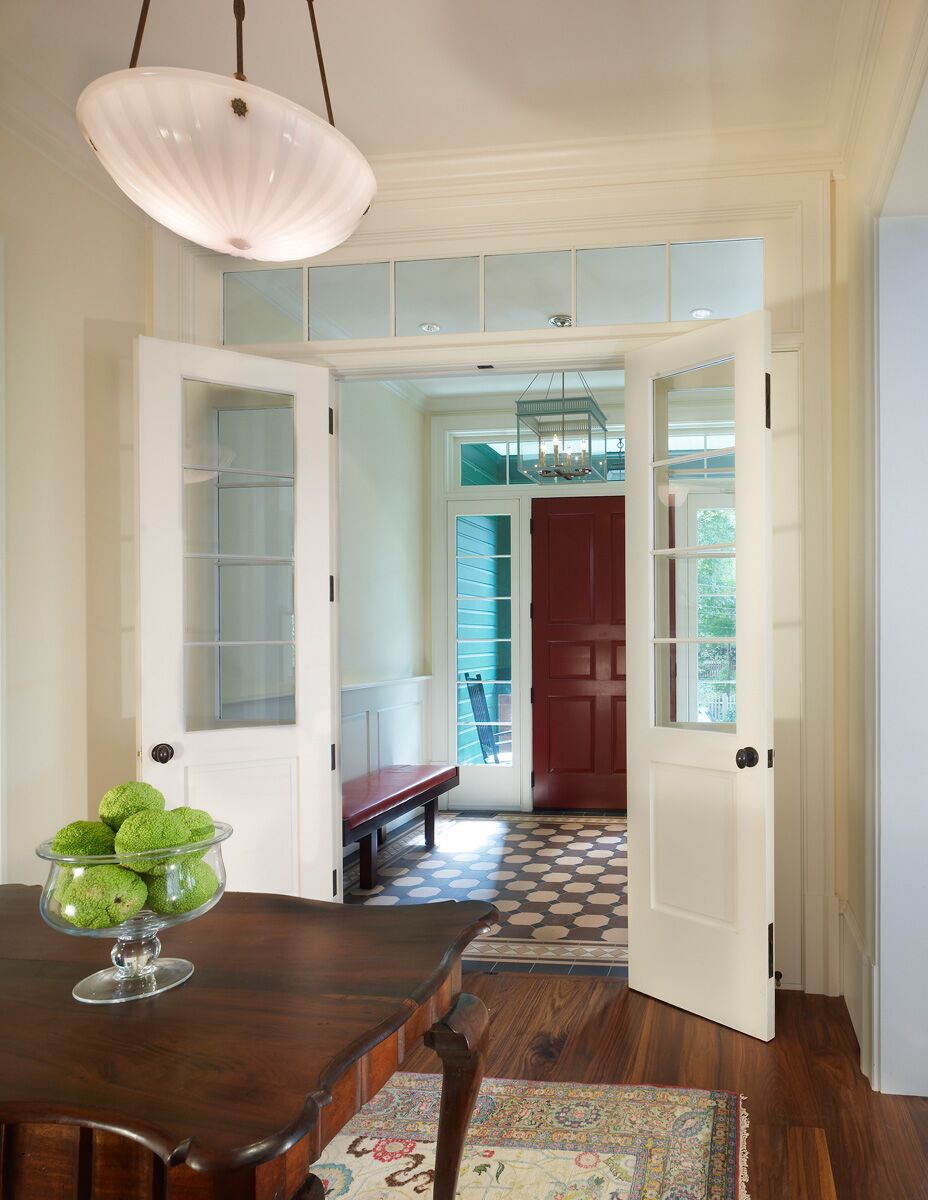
[768, 922, 774, 979]
[530, 770, 535, 788]
[530, 602, 534, 619]
[530, 517, 534, 534]
[332, 868, 338, 896]
[330, 743, 336, 771]
[768, 748, 774, 768]
[530, 686, 534, 704]
[328, 407, 334, 435]
[329, 575, 335, 602]
[765, 372, 771, 430]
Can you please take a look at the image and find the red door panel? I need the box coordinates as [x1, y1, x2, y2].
[532, 496, 627, 811]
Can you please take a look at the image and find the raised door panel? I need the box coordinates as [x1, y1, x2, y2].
[546, 513, 596, 624]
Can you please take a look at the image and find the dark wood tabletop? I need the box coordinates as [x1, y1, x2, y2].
[0, 885, 496, 1199]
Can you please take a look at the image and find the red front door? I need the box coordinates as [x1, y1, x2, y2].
[531, 496, 627, 811]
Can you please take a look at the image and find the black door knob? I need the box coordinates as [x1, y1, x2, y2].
[150, 743, 174, 764]
[736, 746, 760, 769]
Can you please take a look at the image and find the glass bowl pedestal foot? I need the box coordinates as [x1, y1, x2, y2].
[72, 931, 194, 1005]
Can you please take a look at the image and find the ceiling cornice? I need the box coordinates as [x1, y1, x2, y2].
[367, 126, 843, 204]
[0, 0, 900, 219]
[0, 52, 142, 219]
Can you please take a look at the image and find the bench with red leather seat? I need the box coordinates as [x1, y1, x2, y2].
[343, 763, 459, 889]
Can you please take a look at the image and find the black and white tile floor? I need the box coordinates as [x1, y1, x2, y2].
[344, 811, 628, 977]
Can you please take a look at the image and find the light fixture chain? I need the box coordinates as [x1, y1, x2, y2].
[129, 0, 152, 68]
[307, 0, 336, 127]
[234, 0, 246, 81]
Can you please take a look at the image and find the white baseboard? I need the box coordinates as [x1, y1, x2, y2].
[840, 900, 875, 1084]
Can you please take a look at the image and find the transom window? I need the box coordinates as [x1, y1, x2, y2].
[222, 237, 764, 346]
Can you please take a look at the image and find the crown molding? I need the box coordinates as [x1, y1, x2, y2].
[0, 0, 895, 217]
[367, 128, 842, 204]
[0, 52, 143, 220]
[866, 0, 928, 211]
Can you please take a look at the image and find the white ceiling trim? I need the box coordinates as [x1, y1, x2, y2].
[0, 52, 141, 219]
[0, 47, 840, 216]
[0, 0, 891, 216]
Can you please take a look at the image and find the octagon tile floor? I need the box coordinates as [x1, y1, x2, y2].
[344, 811, 628, 974]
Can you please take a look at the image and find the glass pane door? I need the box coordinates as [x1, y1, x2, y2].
[454, 513, 513, 764]
[183, 380, 296, 730]
[652, 359, 736, 728]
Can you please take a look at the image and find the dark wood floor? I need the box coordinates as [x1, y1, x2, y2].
[403, 972, 928, 1200]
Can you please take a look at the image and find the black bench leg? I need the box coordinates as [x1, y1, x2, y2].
[377, 826, 386, 847]
[360, 833, 377, 890]
[424, 798, 437, 849]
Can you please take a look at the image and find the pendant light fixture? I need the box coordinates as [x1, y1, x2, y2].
[76, 1, 376, 262]
[515, 372, 609, 484]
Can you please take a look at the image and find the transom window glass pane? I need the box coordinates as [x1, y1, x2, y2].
[183, 381, 296, 731]
[652, 358, 736, 728]
[455, 514, 512, 766]
[484, 251, 571, 332]
[459, 435, 625, 486]
[670, 238, 764, 322]
[395, 257, 479, 337]
[223, 269, 303, 346]
[577, 245, 667, 326]
[461, 442, 508, 486]
[308, 262, 389, 340]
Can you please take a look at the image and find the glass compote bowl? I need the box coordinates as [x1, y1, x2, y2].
[36, 821, 232, 1005]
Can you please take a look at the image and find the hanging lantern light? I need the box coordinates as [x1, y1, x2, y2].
[515, 372, 609, 484]
[76, 1, 376, 262]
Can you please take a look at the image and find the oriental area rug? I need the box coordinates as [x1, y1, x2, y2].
[312, 1072, 750, 1199]
[344, 812, 628, 968]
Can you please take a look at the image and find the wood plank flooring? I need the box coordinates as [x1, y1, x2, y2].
[402, 972, 928, 1199]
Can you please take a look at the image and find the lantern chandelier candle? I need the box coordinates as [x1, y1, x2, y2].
[76, 0, 376, 261]
[515, 372, 609, 484]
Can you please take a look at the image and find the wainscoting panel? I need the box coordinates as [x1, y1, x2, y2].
[341, 711, 371, 784]
[340, 677, 431, 783]
[340, 678, 432, 855]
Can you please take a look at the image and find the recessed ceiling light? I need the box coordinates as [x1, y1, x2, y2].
[548, 313, 572, 328]
[690, 308, 713, 320]
[419, 322, 441, 333]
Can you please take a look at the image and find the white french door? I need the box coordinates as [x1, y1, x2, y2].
[136, 337, 338, 901]
[625, 310, 775, 1040]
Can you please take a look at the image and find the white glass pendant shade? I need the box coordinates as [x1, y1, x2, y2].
[76, 67, 377, 261]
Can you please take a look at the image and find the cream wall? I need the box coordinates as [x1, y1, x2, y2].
[830, 0, 928, 1084]
[338, 380, 429, 686]
[0, 127, 148, 884]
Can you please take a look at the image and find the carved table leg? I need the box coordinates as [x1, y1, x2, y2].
[424, 992, 489, 1200]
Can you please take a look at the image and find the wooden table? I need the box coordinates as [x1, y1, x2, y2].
[0, 885, 497, 1199]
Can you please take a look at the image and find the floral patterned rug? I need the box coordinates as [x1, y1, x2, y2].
[313, 1072, 749, 1199]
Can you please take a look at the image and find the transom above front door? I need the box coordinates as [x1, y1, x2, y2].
[531, 496, 627, 811]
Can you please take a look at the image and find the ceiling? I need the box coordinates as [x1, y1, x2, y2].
[0, 0, 878, 179]
[351, 368, 626, 413]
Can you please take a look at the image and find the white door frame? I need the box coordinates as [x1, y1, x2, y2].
[153, 227, 837, 1000]
[431, 411, 627, 812]
[0, 239, 6, 884]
